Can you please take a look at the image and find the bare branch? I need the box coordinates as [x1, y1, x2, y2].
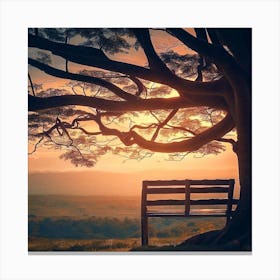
[151, 109, 178, 141]
[216, 137, 237, 153]
[28, 136, 44, 154]
[217, 137, 236, 145]
[75, 127, 102, 136]
[28, 73, 36, 96]
[128, 75, 147, 97]
[165, 124, 196, 136]
[130, 123, 157, 131]
[71, 85, 80, 95]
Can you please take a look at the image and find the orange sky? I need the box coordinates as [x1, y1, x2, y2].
[28, 142, 239, 197]
[28, 29, 239, 196]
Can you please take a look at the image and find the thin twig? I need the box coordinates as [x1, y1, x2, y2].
[28, 73, 36, 96]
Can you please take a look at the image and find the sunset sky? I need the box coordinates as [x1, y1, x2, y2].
[28, 28, 239, 196]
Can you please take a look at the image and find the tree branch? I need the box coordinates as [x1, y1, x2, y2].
[216, 137, 237, 153]
[166, 28, 232, 66]
[28, 93, 227, 113]
[165, 124, 196, 136]
[194, 28, 208, 82]
[90, 112, 234, 153]
[28, 136, 44, 154]
[28, 58, 139, 101]
[206, 28, 221, 45]
[28, 33, 230, 97]
[151, 109, 178, 141]
[28, 73, 36, 96]
[133, 28, 173, 75]
[194, 28, 208, 42]
[128, 75, 147, 97]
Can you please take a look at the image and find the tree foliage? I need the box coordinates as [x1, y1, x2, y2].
[28, 28, 237, 167]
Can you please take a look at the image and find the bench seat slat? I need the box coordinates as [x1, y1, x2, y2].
[190, 208, 227, 215]
[146, 209, 234, 217]
[190, 199, 239, 205]
[146, 198, 239, 206]
[146, 213, 186, 217]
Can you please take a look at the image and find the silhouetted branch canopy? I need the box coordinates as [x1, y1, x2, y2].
[28, 28, 248, 167]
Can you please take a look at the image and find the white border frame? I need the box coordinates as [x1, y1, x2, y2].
[1, 0, 280, 279]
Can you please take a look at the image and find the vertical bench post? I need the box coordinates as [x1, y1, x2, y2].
[141, 181, 148, 246]
[185, 180, 190, 216]
[226, 179, 235, 225]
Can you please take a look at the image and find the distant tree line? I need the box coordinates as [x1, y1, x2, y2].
[29, 217, 140, 239]
[28, 216, 224, 239]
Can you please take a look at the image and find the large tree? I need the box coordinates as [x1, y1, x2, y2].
[28, 28, 251, 250]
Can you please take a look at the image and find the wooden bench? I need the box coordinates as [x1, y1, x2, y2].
[141, 179, 238, 246]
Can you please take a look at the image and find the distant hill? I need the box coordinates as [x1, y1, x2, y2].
[28, 168, 239, 196]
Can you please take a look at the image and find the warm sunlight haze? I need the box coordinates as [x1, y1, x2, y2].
[28, 27, 251, 252]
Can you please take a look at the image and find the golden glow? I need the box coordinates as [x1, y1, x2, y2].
[28, 29, 239, 197]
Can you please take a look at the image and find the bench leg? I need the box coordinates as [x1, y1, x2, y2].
[141, 215, 148, 246]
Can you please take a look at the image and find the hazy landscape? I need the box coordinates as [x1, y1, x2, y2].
[29, 194, 226, 251]
[28, 169, 239, 196]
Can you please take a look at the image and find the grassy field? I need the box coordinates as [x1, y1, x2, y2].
[28, 236, 191, 252]
[29, 195, 140, 219]
[28, 195, 226, 251]
[29, 234, 217, 252]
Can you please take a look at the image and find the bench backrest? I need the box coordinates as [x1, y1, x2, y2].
[141, 179, 238, 246]
[142, 179, 238, 219]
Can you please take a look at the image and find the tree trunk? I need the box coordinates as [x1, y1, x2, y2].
[215, 97, 252, 249]
[176, 71, 252, 251]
